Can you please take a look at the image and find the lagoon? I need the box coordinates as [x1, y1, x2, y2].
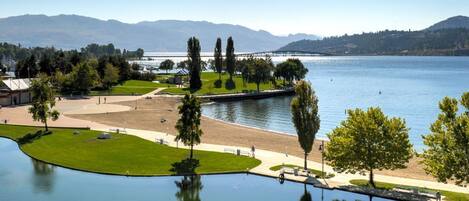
[0, 138, 392, 201]
[202, 56, 469, 152]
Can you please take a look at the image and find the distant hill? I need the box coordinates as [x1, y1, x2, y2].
[426, 15, 469, 31]
[0, 14, 320, 52]
[279, 16, 469, 56]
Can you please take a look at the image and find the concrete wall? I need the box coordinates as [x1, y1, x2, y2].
[0, 91, 31, 106]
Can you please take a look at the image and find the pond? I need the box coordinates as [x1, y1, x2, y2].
[0, 138, 394, 201]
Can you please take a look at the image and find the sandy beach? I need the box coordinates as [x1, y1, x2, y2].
[69, 96, 434, 181]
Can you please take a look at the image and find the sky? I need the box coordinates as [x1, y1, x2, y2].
[1, 0, 469, 36]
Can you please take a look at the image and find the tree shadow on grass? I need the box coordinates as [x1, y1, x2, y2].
[170, 159, 200, 175]
[225, 79, 236, 90]
[18, 130, 52, 145]
[213, 80, 222, 88]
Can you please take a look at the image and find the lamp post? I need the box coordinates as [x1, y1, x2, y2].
[318, 140, 325, 179]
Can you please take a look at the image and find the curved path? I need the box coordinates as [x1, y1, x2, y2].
[1, 89, 468, 196]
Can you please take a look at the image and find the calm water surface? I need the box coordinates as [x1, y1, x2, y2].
[202, 56, 469, 152]
[0, 138, 392, 201]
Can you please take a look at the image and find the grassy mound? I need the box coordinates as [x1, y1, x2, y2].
[162, 72, 278, 95]
[0, 124, 260, 176]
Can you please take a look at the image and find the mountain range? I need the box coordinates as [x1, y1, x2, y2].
[0, 14, 320, 52]
[278, 16, 469, 56]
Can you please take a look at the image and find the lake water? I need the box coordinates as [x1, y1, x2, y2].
[0, 138, 392, 201]
[202, 56, 469, 152]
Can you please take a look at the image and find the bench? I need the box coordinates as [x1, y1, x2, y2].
[109, 128, 127, 134]
[155, 138, 169, 145]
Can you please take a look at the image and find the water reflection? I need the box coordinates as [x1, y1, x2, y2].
[175, 175, 203, 201]
[299, 184, 312, 201]
[31, 159, 55, 193]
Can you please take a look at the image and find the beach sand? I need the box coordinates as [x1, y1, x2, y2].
[69, 96, 434, 181]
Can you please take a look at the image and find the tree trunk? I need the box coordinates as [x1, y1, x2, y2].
[190, 145, 194, 160]
[44, 119, 48, 131]
[369, 169, 375, 188]
[304, 152, 308, 170]
[257, 83, 260, 93]
[219, 72, 221, 81]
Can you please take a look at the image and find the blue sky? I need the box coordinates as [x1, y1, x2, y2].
[1, 0, 468, 36]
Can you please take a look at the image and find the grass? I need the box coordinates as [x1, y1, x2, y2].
[162, 72, 278, 95]
[269, 164, 335, 179]
[349, 179, 469, 201]
[0, 124, 261, 176]
[90, 80, 175, 96]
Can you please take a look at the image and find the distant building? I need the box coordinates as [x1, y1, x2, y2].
[0, 78, 32, 106]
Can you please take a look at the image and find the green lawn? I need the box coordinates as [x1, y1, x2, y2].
[90, 80, 175, 96]
[269, 164, 335, 179]
[349, 179, 469, 201]
[0, 124, 261, 176]
[162, 72, 278, 95]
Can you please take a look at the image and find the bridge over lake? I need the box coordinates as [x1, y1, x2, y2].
[141, 50, 331, 59]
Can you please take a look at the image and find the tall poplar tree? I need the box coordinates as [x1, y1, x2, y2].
[214, 38, 223, 81]
[291, 80, 320, 170]
[225, 37, 235, 80]
[187, 37, 202, 90]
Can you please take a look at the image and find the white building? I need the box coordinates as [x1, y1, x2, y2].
[0, 78, 32, 106]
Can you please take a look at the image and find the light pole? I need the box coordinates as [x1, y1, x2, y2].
[318, 140, 325, 179]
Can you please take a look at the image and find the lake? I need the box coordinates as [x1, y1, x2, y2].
[0, 138, 392, 201]
[202, 56, 469, 152]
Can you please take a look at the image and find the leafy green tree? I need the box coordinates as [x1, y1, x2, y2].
[275, 59, 308, 86]
[175, 94, 203, 160]
[226, 37, 235, 80]
[187, 37, 202, 90]
[16, 54, 38, 78]
[324, 107, 412, 188]
[422, 92, 469, 185]
[38, 54, 54, 76]
[160, 59, 175, 73]
[136, 48, 144, 59]
[28, 75, 60, 131]
[71, 60, 99, 93]
[291, 80, 320, 170]
[177, 60, 190, 70]
[247, 57, 273, 92]
[214, 38, 223, 80]
[102, 63, 119, 89]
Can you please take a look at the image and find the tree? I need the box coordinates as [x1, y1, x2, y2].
[136, 48, 144, 59]
[187, 37, 202, 90]
[247, 57, 273, 92]
[214, 38, 223, 80]
[70, 60, 99, 93]
[102, 63, 119, 89]
[159, 59, 175, 73]
[226, 37, 235, 80]
[175, 94, 203, 160]
[38, 54, 53, 76]
[324, 107, 412, 188]
[275, 59, 308, 86]
[422, 92, 469, 185]
[28, 75, 60, 131]
[291, 80, 320, 170]
[177, 60, 190, 70]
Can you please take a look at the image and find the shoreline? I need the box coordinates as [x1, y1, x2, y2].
[201, 112, 331, 142]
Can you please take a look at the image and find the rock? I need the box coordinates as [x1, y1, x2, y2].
[97, 133, 112, 140]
